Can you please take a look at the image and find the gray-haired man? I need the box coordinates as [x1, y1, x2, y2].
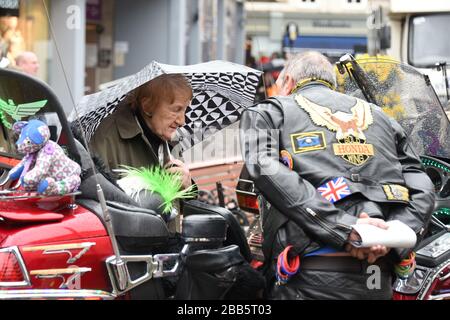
[239, 51, 435, 299]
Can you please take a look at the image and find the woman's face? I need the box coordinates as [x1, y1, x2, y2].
[141, 94, 190, 141]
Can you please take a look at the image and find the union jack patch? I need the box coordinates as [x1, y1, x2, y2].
[317, 177, 352, 203]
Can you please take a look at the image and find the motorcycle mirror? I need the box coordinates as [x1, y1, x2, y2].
[339, 53, 355, 65]
[335, 61, 346, 75]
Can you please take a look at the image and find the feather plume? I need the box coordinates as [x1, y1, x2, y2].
[116, 165, 196, 213]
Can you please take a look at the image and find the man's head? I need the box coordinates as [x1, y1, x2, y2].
[276, 51, 336, 96]
[134, 73, 193, 141]
[15, 51, 40, 76]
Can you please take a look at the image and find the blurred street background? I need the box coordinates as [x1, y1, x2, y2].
[2, 0, 449, 112]
[1, 0, 449, 221]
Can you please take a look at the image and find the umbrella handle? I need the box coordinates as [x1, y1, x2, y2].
[165, 142, 174, 162]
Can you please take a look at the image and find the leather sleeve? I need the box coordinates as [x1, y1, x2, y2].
[387, 118, 435, 261]
[239, 101, 358, 250]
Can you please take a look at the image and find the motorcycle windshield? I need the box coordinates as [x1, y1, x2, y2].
[336, 59, 450, 159]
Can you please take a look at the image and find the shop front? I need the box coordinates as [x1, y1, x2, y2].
[0, 0, 50, 81]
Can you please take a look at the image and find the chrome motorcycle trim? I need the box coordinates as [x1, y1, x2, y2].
[430, 216, 450, 232]
[50, 243, 94, 264]
[34, 274, 65, 288]
[428, 292, 450, 300]
[24, 242, 97, 251]
[238, 179, 255, 184]
[0, 190, 81, 200]
[0, 246, 31, 288]
[427, 168, 449, 199]
[237, 179, 256, 193]
[418, 259, 450, 300]
[96, 184, 128, 291]
[105, 254, 160, 295]
[439, 268, 450, 281]
[153, 254, 181, 278]
[105, 245, 189, 295]
[183, 237, 224, 243]
[0, 289, 115, 300]
[10, 180, 21, 190]
[393, 266, 432, 295]
[235, 189, 257, 196]
[416, 233, 450, 258]
[153, 244, 189, 278]
[0, 170, 9, 186]
[23, 242, 96, 264]
[30, 267, 92, 276]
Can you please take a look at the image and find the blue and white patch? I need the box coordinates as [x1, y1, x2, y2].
[290, 131, 326, 154]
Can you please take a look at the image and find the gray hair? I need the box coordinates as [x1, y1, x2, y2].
[279, 51, 336, 87]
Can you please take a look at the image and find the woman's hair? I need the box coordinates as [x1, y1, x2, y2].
[279, 51, 336, 88]
[129, 73, 193, 111]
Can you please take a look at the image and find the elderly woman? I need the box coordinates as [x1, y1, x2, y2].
[89, 74, 195, 233]
[89, 73, 193, 190]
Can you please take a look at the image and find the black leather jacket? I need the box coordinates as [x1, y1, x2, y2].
[239, 82, 435, 263]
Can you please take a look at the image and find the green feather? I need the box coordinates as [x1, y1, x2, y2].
[117, 165, 196, 213]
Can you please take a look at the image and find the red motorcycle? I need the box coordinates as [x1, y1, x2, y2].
[0, 68, 258, 300]
[236, 56, 450, 300]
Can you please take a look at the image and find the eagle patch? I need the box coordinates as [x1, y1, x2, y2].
[295, 94, 375, 166]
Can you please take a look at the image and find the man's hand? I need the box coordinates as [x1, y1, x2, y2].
[165, 159, 192, 190]
[356, 212, 389, 229]
[345, 212, 391, 263]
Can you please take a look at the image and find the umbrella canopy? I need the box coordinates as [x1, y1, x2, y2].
[69, 60, 263, 151]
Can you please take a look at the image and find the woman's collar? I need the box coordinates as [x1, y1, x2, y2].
[115, 105, 142, 140]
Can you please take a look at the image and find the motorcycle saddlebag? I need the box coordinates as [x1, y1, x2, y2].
[175, 245, 265, 300]
[106, 201, 170, 254]
[77, 199, 170, 254]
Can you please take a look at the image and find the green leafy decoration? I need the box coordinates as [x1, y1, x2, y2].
[0, 110, 10, 129]
[117, 165, 197, 213]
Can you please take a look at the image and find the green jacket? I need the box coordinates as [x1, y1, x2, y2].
[89, 103, 181, 178]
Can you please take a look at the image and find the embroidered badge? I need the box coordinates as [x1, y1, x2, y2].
[295, 95, 375, 166]
[280, 150, 293, 170]
[290, 131, 326, 154]
[0, 98, 48, 129]
[383, 185, 409, 202]
[333, 143, 374, 161]
[317, 177, 352, 203]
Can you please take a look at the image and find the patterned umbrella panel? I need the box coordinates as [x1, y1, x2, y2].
[69, 61, 263, 151]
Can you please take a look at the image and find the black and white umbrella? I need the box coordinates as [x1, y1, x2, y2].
[69, 60, 263, 151]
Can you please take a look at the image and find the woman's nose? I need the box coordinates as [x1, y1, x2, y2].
[176, 112, 185, 126]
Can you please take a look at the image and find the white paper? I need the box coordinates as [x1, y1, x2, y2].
[350, 220, 417, 249]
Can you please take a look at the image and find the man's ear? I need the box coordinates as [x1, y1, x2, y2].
[283, 74, 296, 94]
[278, 74, 296, 96]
